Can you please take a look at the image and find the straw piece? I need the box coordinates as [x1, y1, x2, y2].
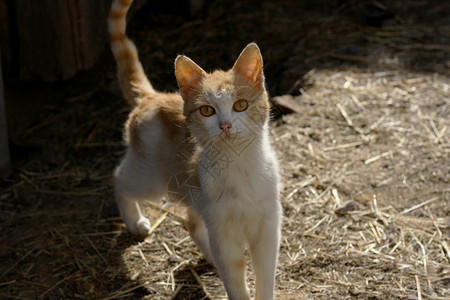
[323, 141, 365, 151]
[138, 249, 149, 266]
[409, 230, 428, 275]
[441, 241, 450, 261]
[1, 245, 38, 278]
[146, 202, 186, 222]
[39, 275, 73, 299]
[148, 212, 169, 235]
[85, 236, 109, 266]
[161, 242, 173, 256]
[171, 283, 184, 299]
[0, 280, 16, 286]
[400, 197, 439, 215]
[190, 269, 213, 299]
[364, 151, 391, 165]
[415, 275, 422, 300]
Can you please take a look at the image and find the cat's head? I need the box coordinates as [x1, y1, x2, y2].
[175, 43, 270, 149]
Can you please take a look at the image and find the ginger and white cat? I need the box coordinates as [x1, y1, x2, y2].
[108, 0, 281, 299]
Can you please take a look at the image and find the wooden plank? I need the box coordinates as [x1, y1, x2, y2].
[0, 0, 148, 144]
[1, 0, 147, 82]
[11, 0, 111, 81]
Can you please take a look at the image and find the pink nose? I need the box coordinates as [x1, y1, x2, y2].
[219, 122, 232, 131]
[219, 122, 232, 139]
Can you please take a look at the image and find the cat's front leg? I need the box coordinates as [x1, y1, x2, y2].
[208, 227, 250, 300]
[185, 207, 216, 267]
[249, 212, 281, 300]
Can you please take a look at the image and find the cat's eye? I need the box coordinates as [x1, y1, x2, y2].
[233, 99, 248, 112]
[199, 105, 216, 117]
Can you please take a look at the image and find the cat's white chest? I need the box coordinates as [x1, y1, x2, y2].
[199, 145, 279, 210]
[198, 144, 280, 246]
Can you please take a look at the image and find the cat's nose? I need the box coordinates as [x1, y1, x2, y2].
[219, 122, 232, 139]
[219, 122, 232, 131]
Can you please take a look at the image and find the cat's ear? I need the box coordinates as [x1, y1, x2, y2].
[175, 55, 206, 97]
[232, 43, 264, 86]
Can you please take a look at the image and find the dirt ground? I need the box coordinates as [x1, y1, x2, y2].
[1, 0, 449, 299]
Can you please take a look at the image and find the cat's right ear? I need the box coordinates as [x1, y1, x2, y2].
[175, 55, 206, 98]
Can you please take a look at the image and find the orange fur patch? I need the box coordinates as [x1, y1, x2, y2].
[109, 9, 127, 20]
[232, 260, 245, 270]
[126, 92, 187, 152]
[115, 48, 137, 62]
[109, 32, 126, 42]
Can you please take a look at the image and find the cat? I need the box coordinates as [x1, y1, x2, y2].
[108, 0, 282, 299]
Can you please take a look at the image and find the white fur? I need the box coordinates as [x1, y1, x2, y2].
[196, 122, 281, 300]
[114, 115, 171, 236]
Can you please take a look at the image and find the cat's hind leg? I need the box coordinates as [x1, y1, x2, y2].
[114, 151, 166, 237]
[114, 191, 150, 236]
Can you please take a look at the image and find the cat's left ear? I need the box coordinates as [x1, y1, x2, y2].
[232, 43, 264, 87]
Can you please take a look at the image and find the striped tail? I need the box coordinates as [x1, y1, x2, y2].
[108, 0, 155, 106]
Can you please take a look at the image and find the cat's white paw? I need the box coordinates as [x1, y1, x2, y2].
[129, 217, 151, 236]
[136, 217, 151, 236]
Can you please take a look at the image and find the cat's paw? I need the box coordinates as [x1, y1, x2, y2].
[128, 217, 151, 236]
[136, 217, 151, 236]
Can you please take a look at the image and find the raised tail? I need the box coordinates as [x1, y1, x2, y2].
[108, 0, 155, 106]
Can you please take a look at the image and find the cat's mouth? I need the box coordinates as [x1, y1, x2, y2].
[219, 131, 232, 141]
[222, 130, 232, 140]
[216, 129, 238, 142]
[219, 130, 245, 143]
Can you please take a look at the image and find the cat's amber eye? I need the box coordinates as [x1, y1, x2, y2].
[199, 105, 216, 117]
[233, 99, 248, 112]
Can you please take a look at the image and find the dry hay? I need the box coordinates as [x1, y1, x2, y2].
[1, 0, 449, 299]
[272, 69, 449, 299]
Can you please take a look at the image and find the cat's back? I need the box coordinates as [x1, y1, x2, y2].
[125, 92, 188, 152]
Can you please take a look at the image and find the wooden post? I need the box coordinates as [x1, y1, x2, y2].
[0, 48, 11, 178]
